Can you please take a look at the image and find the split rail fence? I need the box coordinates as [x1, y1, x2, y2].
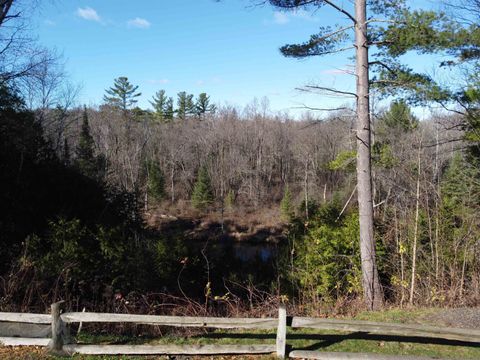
[1, 301, 480, 359]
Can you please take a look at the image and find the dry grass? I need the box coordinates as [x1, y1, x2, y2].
[145, 203, 286, 245]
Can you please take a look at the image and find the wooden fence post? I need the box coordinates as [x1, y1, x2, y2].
[276, 304, 287, 359]
[49, 300, 66, 354]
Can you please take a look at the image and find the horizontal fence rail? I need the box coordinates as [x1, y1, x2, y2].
[61, 312, 278, 329]
[0, 302, 478, 359]
[0, 312, 53, 348]
[0, 321, 51, 338]
[0, 337, 51, 346]
[291, 317, 480, 343]
[0, 312, 51, 324]
[62, 344, 277, 356]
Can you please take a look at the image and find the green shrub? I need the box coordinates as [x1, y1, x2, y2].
[288, 202, 362, 302]
[280, 185, 294, 221]
[191, 166, 214, 210]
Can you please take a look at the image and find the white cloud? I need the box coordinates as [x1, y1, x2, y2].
[273, 11, 289, 25]
[76, 7, 101, 22]
[127, 17, 151, 28]
[44, 19, 56, 26]
[291, 9, 316, 21]
[196, 80, 205, 86]
[270, 9, 318, 25]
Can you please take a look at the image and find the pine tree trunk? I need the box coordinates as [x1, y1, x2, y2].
[354, 0, 383, 310]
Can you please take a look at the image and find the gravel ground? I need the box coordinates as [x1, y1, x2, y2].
[425, 307, 480, 329]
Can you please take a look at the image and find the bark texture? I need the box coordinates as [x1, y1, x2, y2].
[354, 0, 384, 310]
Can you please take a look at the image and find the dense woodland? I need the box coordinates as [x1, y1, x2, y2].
[1, 0, 480, 315]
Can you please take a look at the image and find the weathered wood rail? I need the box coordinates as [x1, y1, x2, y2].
[0, 311, 51, 347]
[291, 317, 480, 343]
[1, 302, 479, 359]
[60, 312, 278, 328]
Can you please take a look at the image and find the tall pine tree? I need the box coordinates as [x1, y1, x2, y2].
[150, 90, 174, 123]
[176, 91, 195, 121]
[263, 0, 463, 310]
[195, 92, 216, 118]
[381, 100, 418, 131]
[104, 77, 141, 112]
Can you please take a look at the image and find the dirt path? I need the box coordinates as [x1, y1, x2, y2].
[424, 307, 480, 329]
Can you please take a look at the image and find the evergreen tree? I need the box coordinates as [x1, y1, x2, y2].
[267, 0, 405, 309]
[372, 7, 480, 157]
[195, 92, 216, 118]
[150, 90, 167, 115]
[280, 185, 294, 221]
[146, 160, 166, 201]
[150, 90, 173, 123]
[461, 89, 480, 159]
[442, 153, 480, 210]
[103, 77, 141, 112]
[75, 107, 98, 179]
[191, 166, 214, 210]
[265, 0, 455, 310]
[381, 100, 418, 131]
[289, 209, 362, 302]
[164, 97, 175, 121]
[439, 152, 480, 282]
[176, 91, 195, 120]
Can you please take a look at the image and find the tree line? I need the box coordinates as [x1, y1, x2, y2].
[103, 76, 216, 122]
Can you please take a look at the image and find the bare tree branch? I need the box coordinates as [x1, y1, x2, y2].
[298, 85, 358, 97]
[291, 103, 353, 112]
[323, 0, 356, 23]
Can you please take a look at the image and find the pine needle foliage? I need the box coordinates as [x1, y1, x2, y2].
[104, 77, 141, 111]
[191, 166, 214, 210]
[280, 185, 294, 221]
[146, 160, 166, 202]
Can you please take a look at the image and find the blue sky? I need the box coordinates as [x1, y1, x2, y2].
[33, 0, 444, 117]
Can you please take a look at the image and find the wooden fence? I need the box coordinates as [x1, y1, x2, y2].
[1, 301, 480, 359]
